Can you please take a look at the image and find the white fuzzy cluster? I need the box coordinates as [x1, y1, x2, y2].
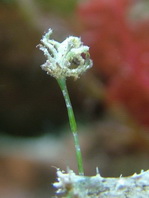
[53, 169, 149, 198]
[38, 29, 93, 79]
[53, 169, 102, 195]
[53, 169, 77, 194]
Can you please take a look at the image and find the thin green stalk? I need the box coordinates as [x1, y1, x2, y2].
[57, 78, 84, 176]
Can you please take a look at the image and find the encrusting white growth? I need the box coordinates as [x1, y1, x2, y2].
[53, 169, 149, 198]
[38, 29, 93, 79]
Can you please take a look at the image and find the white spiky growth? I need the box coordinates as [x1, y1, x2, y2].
[38, 29, 93, 79]
[53, 169, 149, 198]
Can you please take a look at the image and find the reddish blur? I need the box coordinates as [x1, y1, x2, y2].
[77, 0, 149, 128]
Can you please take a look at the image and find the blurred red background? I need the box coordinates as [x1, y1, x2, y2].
[77, 0, 149, 129]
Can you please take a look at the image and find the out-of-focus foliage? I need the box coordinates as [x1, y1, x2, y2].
[1, 0, 77, 16]
[1, 0, 14, 4]
[37, 0, 77, 16]
[77, 0, 149, 128]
